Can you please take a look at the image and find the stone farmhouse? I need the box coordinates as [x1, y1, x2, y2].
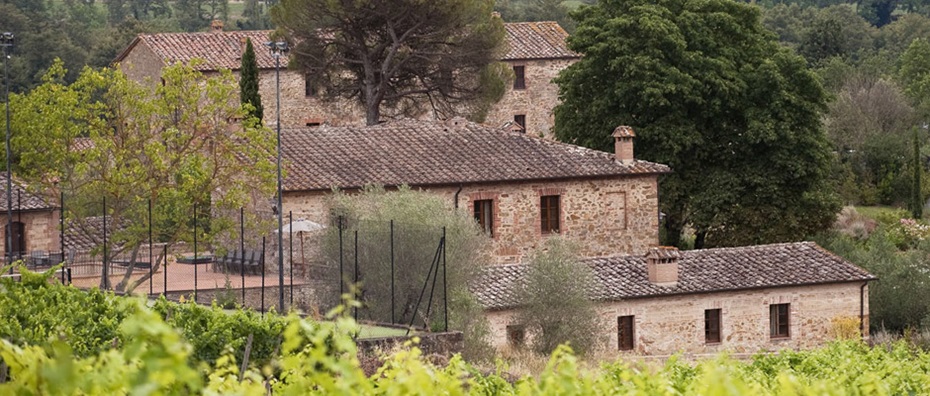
[475, 243, 876, 355]
[279, 118, 668, 263]
[113, 20, 579, 138]
[0, 174, 61, 260]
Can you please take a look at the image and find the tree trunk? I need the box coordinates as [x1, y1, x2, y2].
[125, 248, 167, 294]
[115, 245, 141, 292]
[662, 213, 684, 248]
[694, 230, 706, 250]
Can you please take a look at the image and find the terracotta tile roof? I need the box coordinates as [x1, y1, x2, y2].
[0, 174, 56, 212]
[115, 30, 279, 71]
[114, 21, 577, 71]
[280, 119, 670, 191]
[473, 242, 877, 310]
[502, 21, 579, 60]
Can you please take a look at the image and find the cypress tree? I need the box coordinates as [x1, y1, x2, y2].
[239, 38, 263, 124]
[913, 128, 923, 219]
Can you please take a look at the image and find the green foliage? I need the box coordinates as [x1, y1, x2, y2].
[5, 60, 276, 292]
[239, 38, 263, 123]
[516, 238, 600, 356]
[0, 266, 287, 368]
[271, 0, 508, 125]
[323, 185, 494, 361]
[555, 0, 838, 248]
[913, 128, 924, 219]
[819, 226, 930, 331]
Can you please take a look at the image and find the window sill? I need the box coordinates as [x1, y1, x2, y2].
[770, 336, 791, 341]
[705, 341, 722, 346]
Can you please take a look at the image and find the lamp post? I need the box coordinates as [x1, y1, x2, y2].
[1, 32, 13, 265]
[266, 40, 288, 311]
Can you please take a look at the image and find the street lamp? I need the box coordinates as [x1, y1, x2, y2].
[265, 40, 288, 311]
[1, 32, 13, 265]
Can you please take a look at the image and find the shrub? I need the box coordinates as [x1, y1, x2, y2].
[515, 238, 602, 356]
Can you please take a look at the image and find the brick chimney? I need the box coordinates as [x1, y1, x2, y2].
[612, 126, 635, 164]
[645, 246, 680, 286]
[211, 19, 224, 32]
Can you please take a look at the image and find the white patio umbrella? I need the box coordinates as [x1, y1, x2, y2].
[274, 219, 325, 266]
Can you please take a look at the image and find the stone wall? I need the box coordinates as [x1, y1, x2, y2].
[485, 282, 870, 356]
[119, 42, 575, 135]
[0, 210, 61, 253]
[356, 331, 464, 357]
[484, 58, 577, 138]
[283, 175, 660, 263]
[117, 41, 166, 87]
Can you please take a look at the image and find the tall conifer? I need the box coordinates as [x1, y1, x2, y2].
[239, 38, 263, 124]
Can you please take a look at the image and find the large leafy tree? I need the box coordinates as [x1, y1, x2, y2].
[554, 0, 838, 248]
[5, 60, 276, 291]
[270, 0, 510, 125]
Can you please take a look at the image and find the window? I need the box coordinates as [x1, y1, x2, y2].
[513, 65, 526, 90]
[770, 303, 790, 338]
[618, 315, 634, 351]
[5, 221, 25, 260]
[540, 195, 560, 234]
[305, 75, 318, 97]
[705, 309, 721, 344]
[514, 114, 526, 132]
[306, 122, 321, 127]
[473, 199, 493, 236]
[507, 325, 525, 347]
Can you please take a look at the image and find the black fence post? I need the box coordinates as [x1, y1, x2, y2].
[442, 227, 448, 332]
[289, 210, 293, 309]
[59, 191, 65, 285]
[102, 196, 108, 290]
[261, 236, 266, 315]
[390, 220, 395, 325]
[149, 198, 153, 296]
[240, 207, 245, 304]
[353, 230, 359, 322]
[338, 216, 344, 298]
[193, 203, 198, 303]
[163, 244, 167, 295]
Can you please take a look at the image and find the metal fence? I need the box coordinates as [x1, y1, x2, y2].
[5, 198, 450, 329]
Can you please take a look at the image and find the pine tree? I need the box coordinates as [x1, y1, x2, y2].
[239, 38, 263, 124]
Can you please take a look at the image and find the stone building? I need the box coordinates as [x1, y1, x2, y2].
[112, 20, 578, 137]
[0, 174, 61, 259]
[474, 242, 876, 356]
[278, 118, 669, 263]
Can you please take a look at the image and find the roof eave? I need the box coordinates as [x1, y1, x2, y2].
[481, 277, 879, 311]
[283, 170, 671, 194]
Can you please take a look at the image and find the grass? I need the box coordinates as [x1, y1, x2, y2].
[853, 206, 910, 223]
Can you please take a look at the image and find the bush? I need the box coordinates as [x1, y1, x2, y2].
[515, 238, 602, 356]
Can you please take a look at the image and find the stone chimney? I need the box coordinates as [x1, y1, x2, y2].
[211, 19, 224, 32]
[612, 125, 635, 164]
[645, 246, 680, 286]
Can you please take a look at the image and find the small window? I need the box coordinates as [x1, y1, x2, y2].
[305, 75, 317, 97]
[507, 325, 525, 347]
[473, 199, 493, 236]
[514, 114, 526, 132]
[618, 315, 634, 351]
[540, 195, 560, 234]
[306, 122, 321, 127]
[513, 65, 525, 90]
[705, 309, 721, 344]
[770, 303, 790, 338]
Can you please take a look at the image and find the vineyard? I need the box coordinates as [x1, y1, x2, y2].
[2, 266, 930, 395]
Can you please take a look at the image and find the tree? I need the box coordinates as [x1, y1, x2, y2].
[5, 60, 276, 292]
[240, 38, 263, 123]
[270, 0, 510, 125]
[236, 0, 272, 30]
[515, 238, 600, 356]
[174, 0, 229, 32]
[554, 0, 838, 248]
[912, 128, 923, 219]
[320, 186, 494, 361]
